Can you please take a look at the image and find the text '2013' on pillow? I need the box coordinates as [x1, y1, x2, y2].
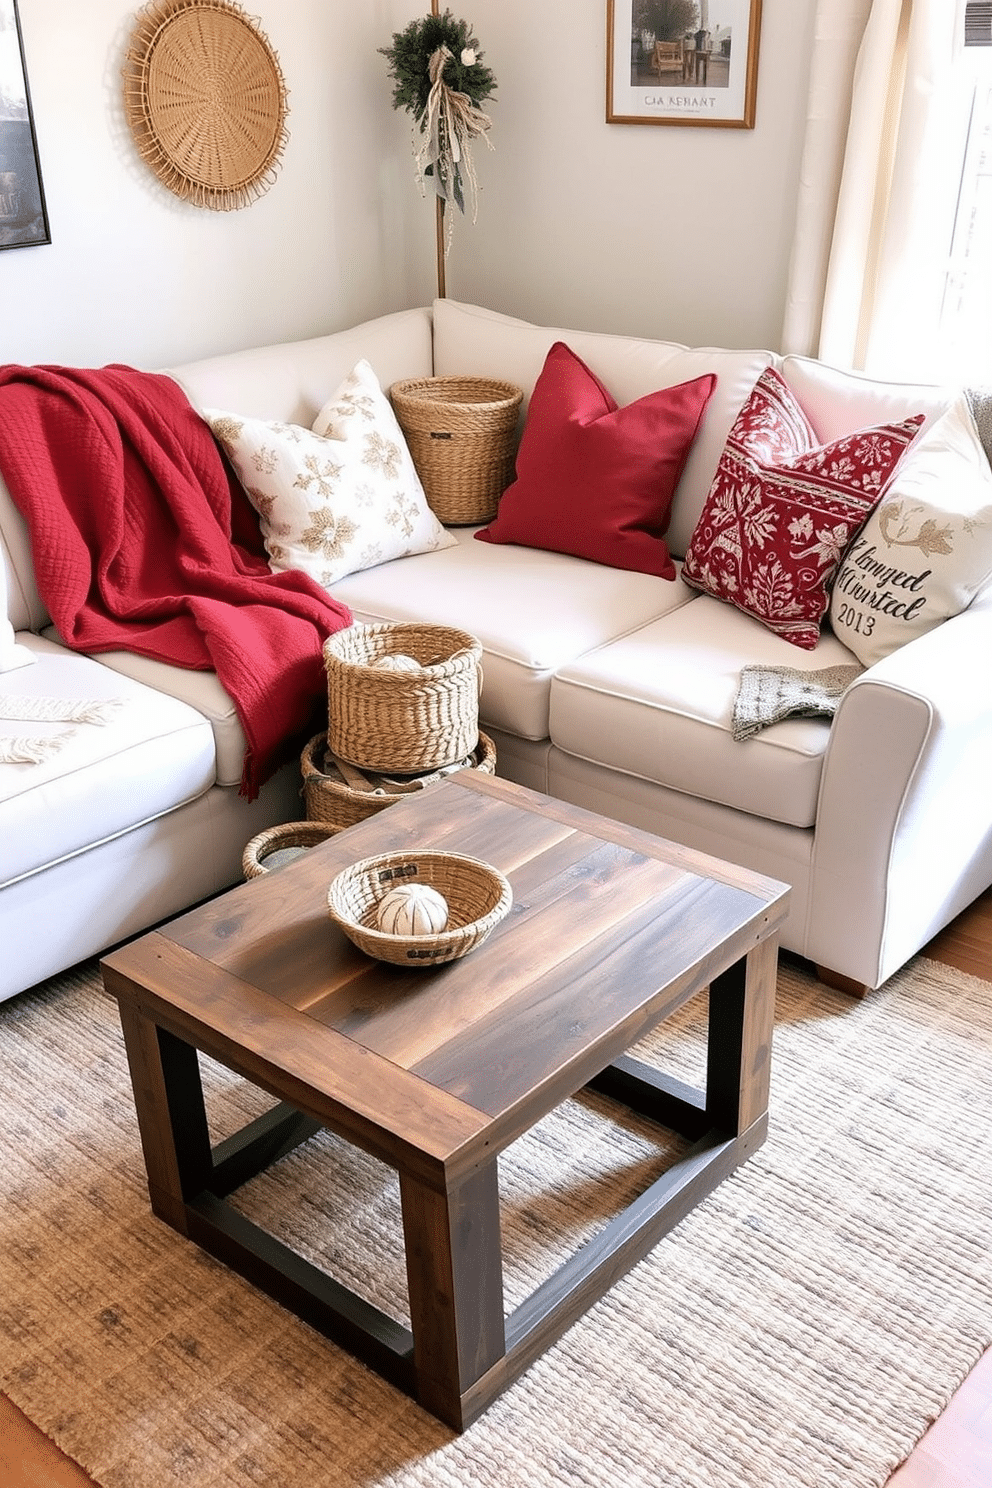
[204, 359, 454, 591]
[475, 340, 716, 579]
[682, 366, 923, 649]
[830, 394, 992, 665]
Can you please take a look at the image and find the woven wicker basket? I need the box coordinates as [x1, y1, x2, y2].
[301, 730, 496, 830]
[327, 850, 512, 966]
[242, 820, 340, 879]
[123, 1, 289, 212]
[324, 622, 483, 773]
[390, 376, 523, 525]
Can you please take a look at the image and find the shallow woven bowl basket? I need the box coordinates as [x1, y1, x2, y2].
[324, 622, 483, 774]
[301, 730, 496, 830]
[327, 850, 512, 966]
[389, 376, 523, 525]
[242, 820, 340, 879]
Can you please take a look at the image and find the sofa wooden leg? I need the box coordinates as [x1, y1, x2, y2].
[815, 965, 871, 999]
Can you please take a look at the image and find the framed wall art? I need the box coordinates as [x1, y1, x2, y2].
[607, 0, 762, 129]
[0, 0, 50, 249]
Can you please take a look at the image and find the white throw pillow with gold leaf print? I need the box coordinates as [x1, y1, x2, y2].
[204, 359, 454, 588]
[829, 396, 992, 666]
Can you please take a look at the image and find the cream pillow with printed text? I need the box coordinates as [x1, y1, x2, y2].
[829, 397, 992, 665]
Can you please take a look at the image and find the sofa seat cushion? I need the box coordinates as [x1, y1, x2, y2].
[0, 634, 216, 886]
[549, 591, 859, 830]
[41, 628, 247, 788]
[331, 528, 699, 740]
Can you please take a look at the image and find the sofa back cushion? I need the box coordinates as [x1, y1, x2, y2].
[169, 307, 435, 425]
[1, 525, 37, 668]
[779, 355, 953, 442]
[432, 299, 774, 561]
[0, 310, 435, 640]
[0, 474, 49, 634]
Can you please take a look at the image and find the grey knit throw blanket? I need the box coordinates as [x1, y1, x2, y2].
[965, 387, 992, 466]
[732, 664, 863, 742]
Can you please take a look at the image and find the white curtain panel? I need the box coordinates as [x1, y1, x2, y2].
[783, 0, 969, 379]
[781, 0, 873, 360]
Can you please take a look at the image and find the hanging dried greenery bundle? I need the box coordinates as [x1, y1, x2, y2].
[379, 10, 496, 221]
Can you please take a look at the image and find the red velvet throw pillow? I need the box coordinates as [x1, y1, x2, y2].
[474, 341, 716, 578]
[682, 367, 924, 649]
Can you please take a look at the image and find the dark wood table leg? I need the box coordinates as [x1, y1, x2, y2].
[705, 935, 777, 1137]
[399, 1161, 506, 1431]
[116, 1002, 213, 1233]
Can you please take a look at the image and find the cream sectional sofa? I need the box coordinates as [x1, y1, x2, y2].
[1, 298, 989, 1002]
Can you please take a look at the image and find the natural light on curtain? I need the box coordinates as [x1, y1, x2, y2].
[783, 0, 975, 384]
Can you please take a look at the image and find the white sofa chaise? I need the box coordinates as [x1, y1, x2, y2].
[1, 299, 989, 1002]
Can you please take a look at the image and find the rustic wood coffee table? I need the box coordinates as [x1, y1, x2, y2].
[102, 772, 789, 1431]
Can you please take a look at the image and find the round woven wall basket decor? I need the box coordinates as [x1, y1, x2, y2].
[123, 0, 289, 211]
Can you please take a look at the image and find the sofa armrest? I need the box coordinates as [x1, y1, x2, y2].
[808, 590, 992, 987]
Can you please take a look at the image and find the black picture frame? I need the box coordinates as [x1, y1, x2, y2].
[0, 0, 50, 250]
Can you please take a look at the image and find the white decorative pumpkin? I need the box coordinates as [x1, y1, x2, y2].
[370, 652, 420, 672]
[376, 883, 450, 937]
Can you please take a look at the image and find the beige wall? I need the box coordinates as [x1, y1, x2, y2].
[2, 1, 816, 370]
[424, 0, 818, 351]
[2, 0, 434, 368]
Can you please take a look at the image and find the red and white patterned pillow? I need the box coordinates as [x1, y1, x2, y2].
[682, 368, 924, 649]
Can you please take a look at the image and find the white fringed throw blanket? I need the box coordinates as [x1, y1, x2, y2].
[0, 695, 123, 763]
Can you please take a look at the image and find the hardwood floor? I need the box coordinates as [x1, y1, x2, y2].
[0, 1393, 97, 1487]
[1, 888, 990, 1487]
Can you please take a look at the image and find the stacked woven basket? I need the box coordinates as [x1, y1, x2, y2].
[315, 621, 511, 964]
[303, 621, 494, 830]
[247, 620, 511, 965]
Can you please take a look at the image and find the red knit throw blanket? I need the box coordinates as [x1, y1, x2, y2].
[0, 362, 352, 798]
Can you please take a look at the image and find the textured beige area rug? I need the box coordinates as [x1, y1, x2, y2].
[2, 954, 991, 1488]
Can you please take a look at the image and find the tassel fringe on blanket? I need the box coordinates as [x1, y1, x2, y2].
[0, 733, 72, 764]
[0, 697, 124, 726]
[0, 695, 124, 764]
